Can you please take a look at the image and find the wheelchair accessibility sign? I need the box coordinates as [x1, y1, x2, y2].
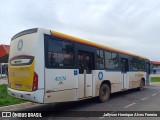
[98, 72, 103, 80]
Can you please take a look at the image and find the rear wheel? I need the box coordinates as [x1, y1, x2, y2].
[99, 84, 110, 103]
[139, 80, 145, 91]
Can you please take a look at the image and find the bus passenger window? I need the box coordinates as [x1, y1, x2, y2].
[63, 54, 73, 66]
[62, 42, 73, 54]
[105, 52, 119, 70]
[96, 50, 104, 69]
[46, 36, 75, 68]
[130, 57, 138, 71]
[48, 52, 52, 65]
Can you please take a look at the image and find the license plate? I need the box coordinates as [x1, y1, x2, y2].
[15, 84, 22, 88]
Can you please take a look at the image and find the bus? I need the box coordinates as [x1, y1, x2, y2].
[8, 28, 150, 103]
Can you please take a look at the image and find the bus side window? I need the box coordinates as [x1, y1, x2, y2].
[47, 36, 75, 68]
[96, 50, 104, 69]
[48, 52, 52, 65]
[130, 57, 138, 71]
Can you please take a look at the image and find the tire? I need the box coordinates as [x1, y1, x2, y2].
[139, 80, 145, 91]
[99, 84, 110, 103]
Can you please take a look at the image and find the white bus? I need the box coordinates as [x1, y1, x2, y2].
[8, 28, 150, 103]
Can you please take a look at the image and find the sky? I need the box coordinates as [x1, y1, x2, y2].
[0, 0, 160, 61]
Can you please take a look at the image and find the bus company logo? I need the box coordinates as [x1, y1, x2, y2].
[17, 39, 23, 51]
[98, 72, 103, 80]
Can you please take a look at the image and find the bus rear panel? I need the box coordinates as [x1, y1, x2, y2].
[8, 28, 45, 103]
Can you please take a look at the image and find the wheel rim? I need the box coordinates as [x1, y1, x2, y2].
[102, 87, 109, 98]
[140, 81, 144, 90]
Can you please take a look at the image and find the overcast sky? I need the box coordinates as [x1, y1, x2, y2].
[0, 0, 160, 61]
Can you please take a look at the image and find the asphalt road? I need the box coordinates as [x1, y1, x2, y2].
[4, 83, 160, 120]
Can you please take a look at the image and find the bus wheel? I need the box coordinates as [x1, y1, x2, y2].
[139, 80, 145, 91]
[99, 84, 110, 103]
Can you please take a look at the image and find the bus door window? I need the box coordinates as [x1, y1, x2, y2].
[86, 55, 92, 74]
[78, 54, 84, 74]
[78, 52, 93, 74]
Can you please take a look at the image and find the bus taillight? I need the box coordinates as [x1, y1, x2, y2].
[33, 72, 38, 91]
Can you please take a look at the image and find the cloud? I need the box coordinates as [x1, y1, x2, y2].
[0, 0, 160, 61]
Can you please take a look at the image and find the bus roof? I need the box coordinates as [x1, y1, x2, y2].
[51, 30, 149, 60]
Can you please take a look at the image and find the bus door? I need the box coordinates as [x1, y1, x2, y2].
[78, 52, 93, 98]
[120, 58, 129, 90]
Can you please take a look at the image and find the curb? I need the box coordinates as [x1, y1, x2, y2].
[0, 102, 41, 111]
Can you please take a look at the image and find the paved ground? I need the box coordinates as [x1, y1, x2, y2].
[1, 83, 160, 120]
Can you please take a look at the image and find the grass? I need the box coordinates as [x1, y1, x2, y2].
[0, 84, 25, 107]
[151, 77, 160, 82]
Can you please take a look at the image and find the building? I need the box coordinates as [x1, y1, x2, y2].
[0, 44, 10, 63]
[150, 61, 160, 74]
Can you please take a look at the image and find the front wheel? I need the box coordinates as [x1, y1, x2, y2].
[99, 84, 110, 103]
